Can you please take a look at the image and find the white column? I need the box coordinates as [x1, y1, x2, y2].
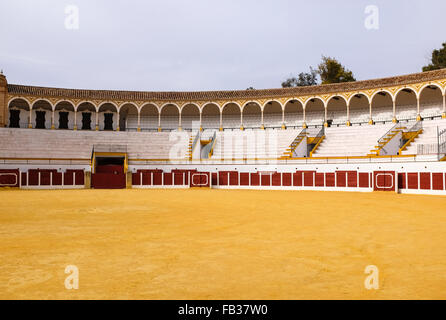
[240, 110, 243, 130]
[261, 108, 264, 129]
[51, 110, 55, 129]
[178, 110, 182, 130]
[95, 111, 99, 130]
[137, 110, 141, 131]
[416, 95, 421, 121]
[369, 99, 373, 124]
[158, 112, 161, 131]
[346, 102, 350, 126]
[392, 98, 397, 123]
[73, 111, 77, 130]
[219, 111, 223, 130]
[116, 111, 120, 131]
[199, 111, 202, 130]
[324, 106, 328, 127]
[28, 107, 33, 128]
[303, 107, 307, 128]
[442, 93, 446, 118]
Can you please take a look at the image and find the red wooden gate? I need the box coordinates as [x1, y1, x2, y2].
[373, 171, 396, 191]
[190, 172, 210, 188]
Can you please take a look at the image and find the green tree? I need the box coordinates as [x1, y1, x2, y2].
[317, 56, 356, 84]
[282, 68, 318, 88]
[422, 43, 446, 71]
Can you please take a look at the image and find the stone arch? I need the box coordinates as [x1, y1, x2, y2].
[222, 102, 242, 129]
[201, 103, 220, 129]
[371, 91, 393, 123]
[326, 95, 348, 126]
[348, 93, 370, 124]
[7, 98, 31, 128]
[31, 99, 53, 129]
[395, 88, 417, 121]
[54, 100, 76, 129]
[263, 100, 284, 128]
[76, 102, 96, 130]
[98, 103, 119, 131]
[160, 103, 180, 130]
[304, 97, 325, 127]
[419, 84, 443, 119]
[119, 103, 139, 131]
[181, 103, 201, 130]
[242, 102, 262, 128]
[140, 103, 159, 131]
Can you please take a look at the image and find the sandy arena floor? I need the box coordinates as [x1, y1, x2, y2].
[0, 188, 446, 300]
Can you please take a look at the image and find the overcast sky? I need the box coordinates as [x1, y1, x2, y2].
[1, 0, 445, 91]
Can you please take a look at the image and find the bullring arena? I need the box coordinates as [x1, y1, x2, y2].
[1, 69, 446, 299]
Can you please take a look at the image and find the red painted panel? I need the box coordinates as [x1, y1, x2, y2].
[282, 173, 292, 186]
[336, 171, 346, 187]
[407, 173, 418, 189]
[229, 171, 239, 186]
[28, 170, 39, 186]
[260, 174, 271, 186]
[74, 170, 84, 186]
[293, 172, 302, 187]
[163, 172, 173, 185]
[0, 169, 20, 187]
[172, 170, 190, 185]
[240, 173, 250, 186]
[260, 174, 271, 187]
[303, 171, 314, 187]
[173, 172, 185, 185]
[315, 173, 324, 187]
[272, 173, 281, 186]
[142, 172, 152, 185]
[347, 171, 357, 188]
[218, 172, 228, 186]
[250, 173, 260, 186]
[420, 172, 431, 190]
[64, 171, 73, 185]
[132, 172, 141, 185]
[325, 173, 335, 187]
[53, 172, 62, 185]
[153, 172, 163, 185]
[432, 173, 444, 191]
[211, 172, 218, 186]
[398, 173, 406, 189]
[40, 171, 51, 186]
[358, 173, 369, 188]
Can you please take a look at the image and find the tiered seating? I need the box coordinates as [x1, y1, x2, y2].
[402, 119, 446, 155]
[420, 102, 443, 119]
[210, 129, 300, 159]
[312, 123, 395, 157]
[242, 114, 261, 128]
[263, 113, 283, 127]
[0, 128, 191, 160]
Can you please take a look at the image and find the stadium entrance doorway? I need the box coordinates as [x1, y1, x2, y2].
[91, 153, 127, 189]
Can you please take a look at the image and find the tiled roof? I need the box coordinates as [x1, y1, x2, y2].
[7, 69, 446, 102]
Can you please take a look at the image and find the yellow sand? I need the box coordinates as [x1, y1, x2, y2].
[0, 188, 446, 300]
